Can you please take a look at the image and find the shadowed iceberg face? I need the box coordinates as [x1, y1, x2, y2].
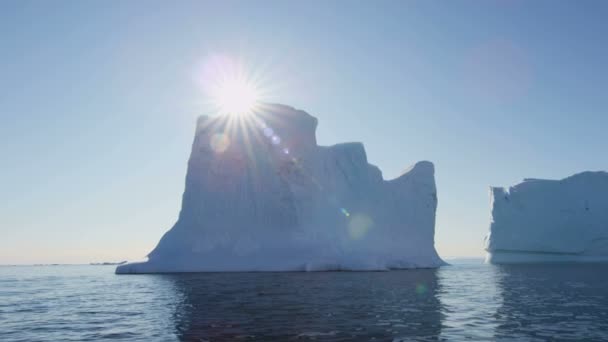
[117, 104, 443, 273]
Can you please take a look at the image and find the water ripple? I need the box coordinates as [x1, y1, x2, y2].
[2, 262, 608, 341]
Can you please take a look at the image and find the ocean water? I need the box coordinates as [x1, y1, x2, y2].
[2, 259, 608, 341]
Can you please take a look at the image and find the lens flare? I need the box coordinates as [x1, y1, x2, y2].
[348, 213, 373, 239]
[415, 283, 428, 295]
[210, 133, 230, 154]
[263, 127, 274, 137]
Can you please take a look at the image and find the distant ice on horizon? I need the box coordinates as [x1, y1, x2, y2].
[486, 171, 608, 263]
[117, 104, 444, 273]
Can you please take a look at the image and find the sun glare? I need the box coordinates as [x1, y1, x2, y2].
[199, 55, 270, 116]
[213, 77, 259, 116]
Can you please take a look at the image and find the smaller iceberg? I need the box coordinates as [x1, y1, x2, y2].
[485, 171, 608, 263]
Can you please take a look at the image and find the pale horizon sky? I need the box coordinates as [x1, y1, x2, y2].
[1, 0, 607, 264]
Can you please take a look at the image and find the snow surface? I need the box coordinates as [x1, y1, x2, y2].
[485, 171, 608, 263]
[117, 104, 444, 273]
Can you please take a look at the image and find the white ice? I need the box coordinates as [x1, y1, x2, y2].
[485, 171, 608, 263]
[117, 104, 444, 273]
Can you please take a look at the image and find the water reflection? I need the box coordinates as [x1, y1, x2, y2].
[168, 270, 443, 341]
[436, 261, 503, 340]
[5, 264, 608, 341]
[493, 264, 608, 340]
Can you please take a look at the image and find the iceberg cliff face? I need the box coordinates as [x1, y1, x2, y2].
[117, 104, 443, 273]
[486, 171, 608, 263]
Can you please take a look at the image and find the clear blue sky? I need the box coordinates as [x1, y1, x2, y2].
[1, 0, 607, 264]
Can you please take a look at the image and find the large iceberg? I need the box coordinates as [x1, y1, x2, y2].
[485, 171, 608, 263]
[117, 104, 444, 273]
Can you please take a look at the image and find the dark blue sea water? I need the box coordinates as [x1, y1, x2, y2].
[2, 259, 608, 341]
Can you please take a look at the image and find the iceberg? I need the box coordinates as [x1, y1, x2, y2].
[117, 104, 444, 273]
[485, 171, 608, 263]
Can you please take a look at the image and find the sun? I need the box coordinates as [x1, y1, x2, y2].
[213, 76, 259, 116]
[198, 55, 269, 116]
